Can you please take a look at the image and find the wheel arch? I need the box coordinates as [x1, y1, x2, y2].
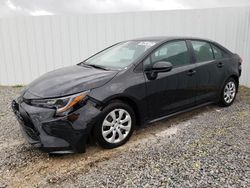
[220, 74, 239, 93]
[230, 74, 239, 89]
[87, 94, 143, 145]
[102, 96, 142, 127]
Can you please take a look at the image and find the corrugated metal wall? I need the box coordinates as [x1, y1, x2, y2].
[0, 7, 250, 86]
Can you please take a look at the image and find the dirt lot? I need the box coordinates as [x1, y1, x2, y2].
[0, 86, 249, 188]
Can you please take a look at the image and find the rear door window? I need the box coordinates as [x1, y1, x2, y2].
[191, 41, 214, 62]
[211, 44, 227, 59]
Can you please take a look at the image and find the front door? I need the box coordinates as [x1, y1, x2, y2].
[144, 40, 197, 119]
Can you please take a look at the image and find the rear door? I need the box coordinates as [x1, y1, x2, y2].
[143, 40, 197, 119]
[188, 40, 226, 104]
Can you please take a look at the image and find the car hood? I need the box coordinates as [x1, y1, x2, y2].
[23, 65, 118, 99]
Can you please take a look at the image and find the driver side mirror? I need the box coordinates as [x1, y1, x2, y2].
[152, 61, 173, 73]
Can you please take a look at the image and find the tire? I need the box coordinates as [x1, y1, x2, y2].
[94, 100, 135, 149]
[219, 77, 237, 107]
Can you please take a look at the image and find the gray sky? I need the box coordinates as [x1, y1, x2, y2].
[1, 0, 250, 17]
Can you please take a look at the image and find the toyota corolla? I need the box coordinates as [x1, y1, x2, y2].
[12, 37, 242, 153]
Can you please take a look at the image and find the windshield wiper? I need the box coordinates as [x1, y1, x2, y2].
[80, 63, 109, 71]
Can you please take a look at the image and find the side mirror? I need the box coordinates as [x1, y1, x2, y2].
[152, 61, 173, 73]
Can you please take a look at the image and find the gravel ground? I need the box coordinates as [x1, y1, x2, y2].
[0, 86, 249, 188]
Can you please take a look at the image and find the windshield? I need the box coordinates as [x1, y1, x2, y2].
[82, 41, 157, 69]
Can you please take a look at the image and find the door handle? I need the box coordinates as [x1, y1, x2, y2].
[186, 69, 196, 76]
[217, 62, 224, 68]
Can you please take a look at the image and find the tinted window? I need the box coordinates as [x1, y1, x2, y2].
[191, 41, 213, 62]
[211, 44, 225, 59]
[150, 41, 190, 67]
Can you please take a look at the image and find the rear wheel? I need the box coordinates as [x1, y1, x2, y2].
[94, 101, 135, 149]
[219, 77, 237, 106]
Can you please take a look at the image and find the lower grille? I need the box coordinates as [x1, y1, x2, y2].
[23, 126, 40, 141]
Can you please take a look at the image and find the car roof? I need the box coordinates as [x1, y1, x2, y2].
[131, 36, 215, 43]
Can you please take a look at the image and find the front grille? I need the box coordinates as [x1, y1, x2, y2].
[12, 100, 40, 141]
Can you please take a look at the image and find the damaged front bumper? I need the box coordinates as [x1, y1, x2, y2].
[12, 98, 101, 153]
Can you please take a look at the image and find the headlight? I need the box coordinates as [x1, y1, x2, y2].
[30, 91, 89, 116]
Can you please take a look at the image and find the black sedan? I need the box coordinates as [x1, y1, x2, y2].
[12, 36, 242, 153]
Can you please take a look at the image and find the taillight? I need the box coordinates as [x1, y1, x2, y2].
[239, 57, 243, 65]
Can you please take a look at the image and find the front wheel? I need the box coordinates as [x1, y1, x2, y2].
[94, 101, 135, 149]
[219, 77, 237, 107]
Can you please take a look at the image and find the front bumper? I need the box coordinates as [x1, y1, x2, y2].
[12, 98, 101, 153]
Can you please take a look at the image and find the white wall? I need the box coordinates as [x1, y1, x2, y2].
[0, 7, 250, 86]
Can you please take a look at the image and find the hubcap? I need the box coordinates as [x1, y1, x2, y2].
[102, 109, 132, 144]
[224, 81, 236, 104]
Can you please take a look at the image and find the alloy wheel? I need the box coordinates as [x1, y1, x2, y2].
[224, 81, 236, 104]
[101, 109, 132, 144]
